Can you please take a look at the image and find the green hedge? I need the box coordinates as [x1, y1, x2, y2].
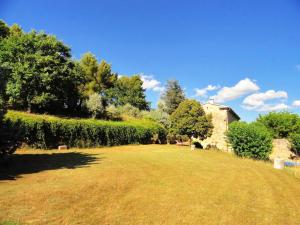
[227, 121, 273, 160]
[4, 111, 167, 149]
[289, 133, 300, 156]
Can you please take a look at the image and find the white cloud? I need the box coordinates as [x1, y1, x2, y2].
[292, 100, 300, 107]
[195, 85, 220, 97]
[255, 103, 289, 112]
[242, 90, 288, 112]
[140, 74, 164, 92]
[211, 78, 259, 103]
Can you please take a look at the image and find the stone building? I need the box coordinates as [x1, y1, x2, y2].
[201, 101, 240, 151]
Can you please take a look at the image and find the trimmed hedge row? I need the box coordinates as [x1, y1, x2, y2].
[4, 111, 167, 149]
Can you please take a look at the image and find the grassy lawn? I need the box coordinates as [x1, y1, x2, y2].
[0, 145, 300, 225]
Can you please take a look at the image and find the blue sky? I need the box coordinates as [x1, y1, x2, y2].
[1, 0, 300, 121]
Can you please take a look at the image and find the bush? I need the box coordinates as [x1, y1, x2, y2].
[86, 93, 105, 118]
[120, 104, 142, 118]
[256, 112, 300, 138]
[289, 133, 300, 155]
[106, 104, 121, 120]
[4, 110, 167, 149]
[227, 121, 273, 160]
[142, 109, 170, 130]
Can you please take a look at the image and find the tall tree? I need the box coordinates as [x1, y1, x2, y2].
[160, 80, 185, 114]
[107, 75, 150, 110]
[79, 52, 98, 96]
[79, 53, 117, 97]
[0, 30, 84, 114]
[170, 99, 213, 141]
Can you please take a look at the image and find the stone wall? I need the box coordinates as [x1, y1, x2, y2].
[269, 139, 295, 160]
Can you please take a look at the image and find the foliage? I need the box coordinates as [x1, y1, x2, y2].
[160, 80, 185, 114]
[289, 133, 300, 155]
[0, 20, 10, 38]
[4, 110, 167, 149]
[256, 112, 300, 138]
[0, 67, 20, 157]
[79, 53, 117, 97]
[170, 99, 213, 140]
[86, 93, 105, 118]
[0, 29, 84, 114]
[227, 121, 273, 160]
[107, 75, 150, 110]
[0, 67, 8, 156]
[0, 67, 8, 123]
[106, 104, 121, 120]
[142, 109, 170, 130]
[119, 103, 142, 118]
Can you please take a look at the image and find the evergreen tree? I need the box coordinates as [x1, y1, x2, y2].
[160, 80, 185, 114]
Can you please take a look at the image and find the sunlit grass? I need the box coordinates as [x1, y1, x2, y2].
[1, 145, 300, 225]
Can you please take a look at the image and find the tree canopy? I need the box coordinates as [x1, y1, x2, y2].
[160, 80, 185, 114]
[107, 75, 150, 110]
[79, 52, 117, 97]
[0, 20, 10, 38]
[0, 28, 84, 114]
[256, 112, 300, 138]
[170, 99, 213, 140]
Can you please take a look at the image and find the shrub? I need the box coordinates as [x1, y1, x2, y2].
[106, 104, 121, 120]
[4, 110, 167, 149]
[86, 93, 105, 118]
[142, 109, 170, 130]
[119, 104, 142, 118]
[227, 121, 273, 160]
[256, 112, 300, 138]
[289, 133, 300, 155]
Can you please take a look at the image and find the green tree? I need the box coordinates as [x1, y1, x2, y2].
[79, 53, 117, 97]
[0, 20, 10, 38]
[0, 30, 84, 114]
[160, 80, 185, 114]
[79, 52, 98, 96]
[170, 99, 213, 142]
[256, 112, 300, 138]
[107, 75, 150, 110]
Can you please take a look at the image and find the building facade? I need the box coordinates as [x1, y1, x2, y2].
[201, 102, 240, 151]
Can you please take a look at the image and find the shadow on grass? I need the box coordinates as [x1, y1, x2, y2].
[0, 152, 101, 181]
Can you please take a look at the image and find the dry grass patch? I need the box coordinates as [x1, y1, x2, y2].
[0, 145, 300, 225]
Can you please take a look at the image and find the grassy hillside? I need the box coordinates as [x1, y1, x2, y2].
[1, 145, 300, 225]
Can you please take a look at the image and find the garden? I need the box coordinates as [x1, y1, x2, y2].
[1, 19, 300, 225]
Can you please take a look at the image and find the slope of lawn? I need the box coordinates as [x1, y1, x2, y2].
[0, 145, 300, 225]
